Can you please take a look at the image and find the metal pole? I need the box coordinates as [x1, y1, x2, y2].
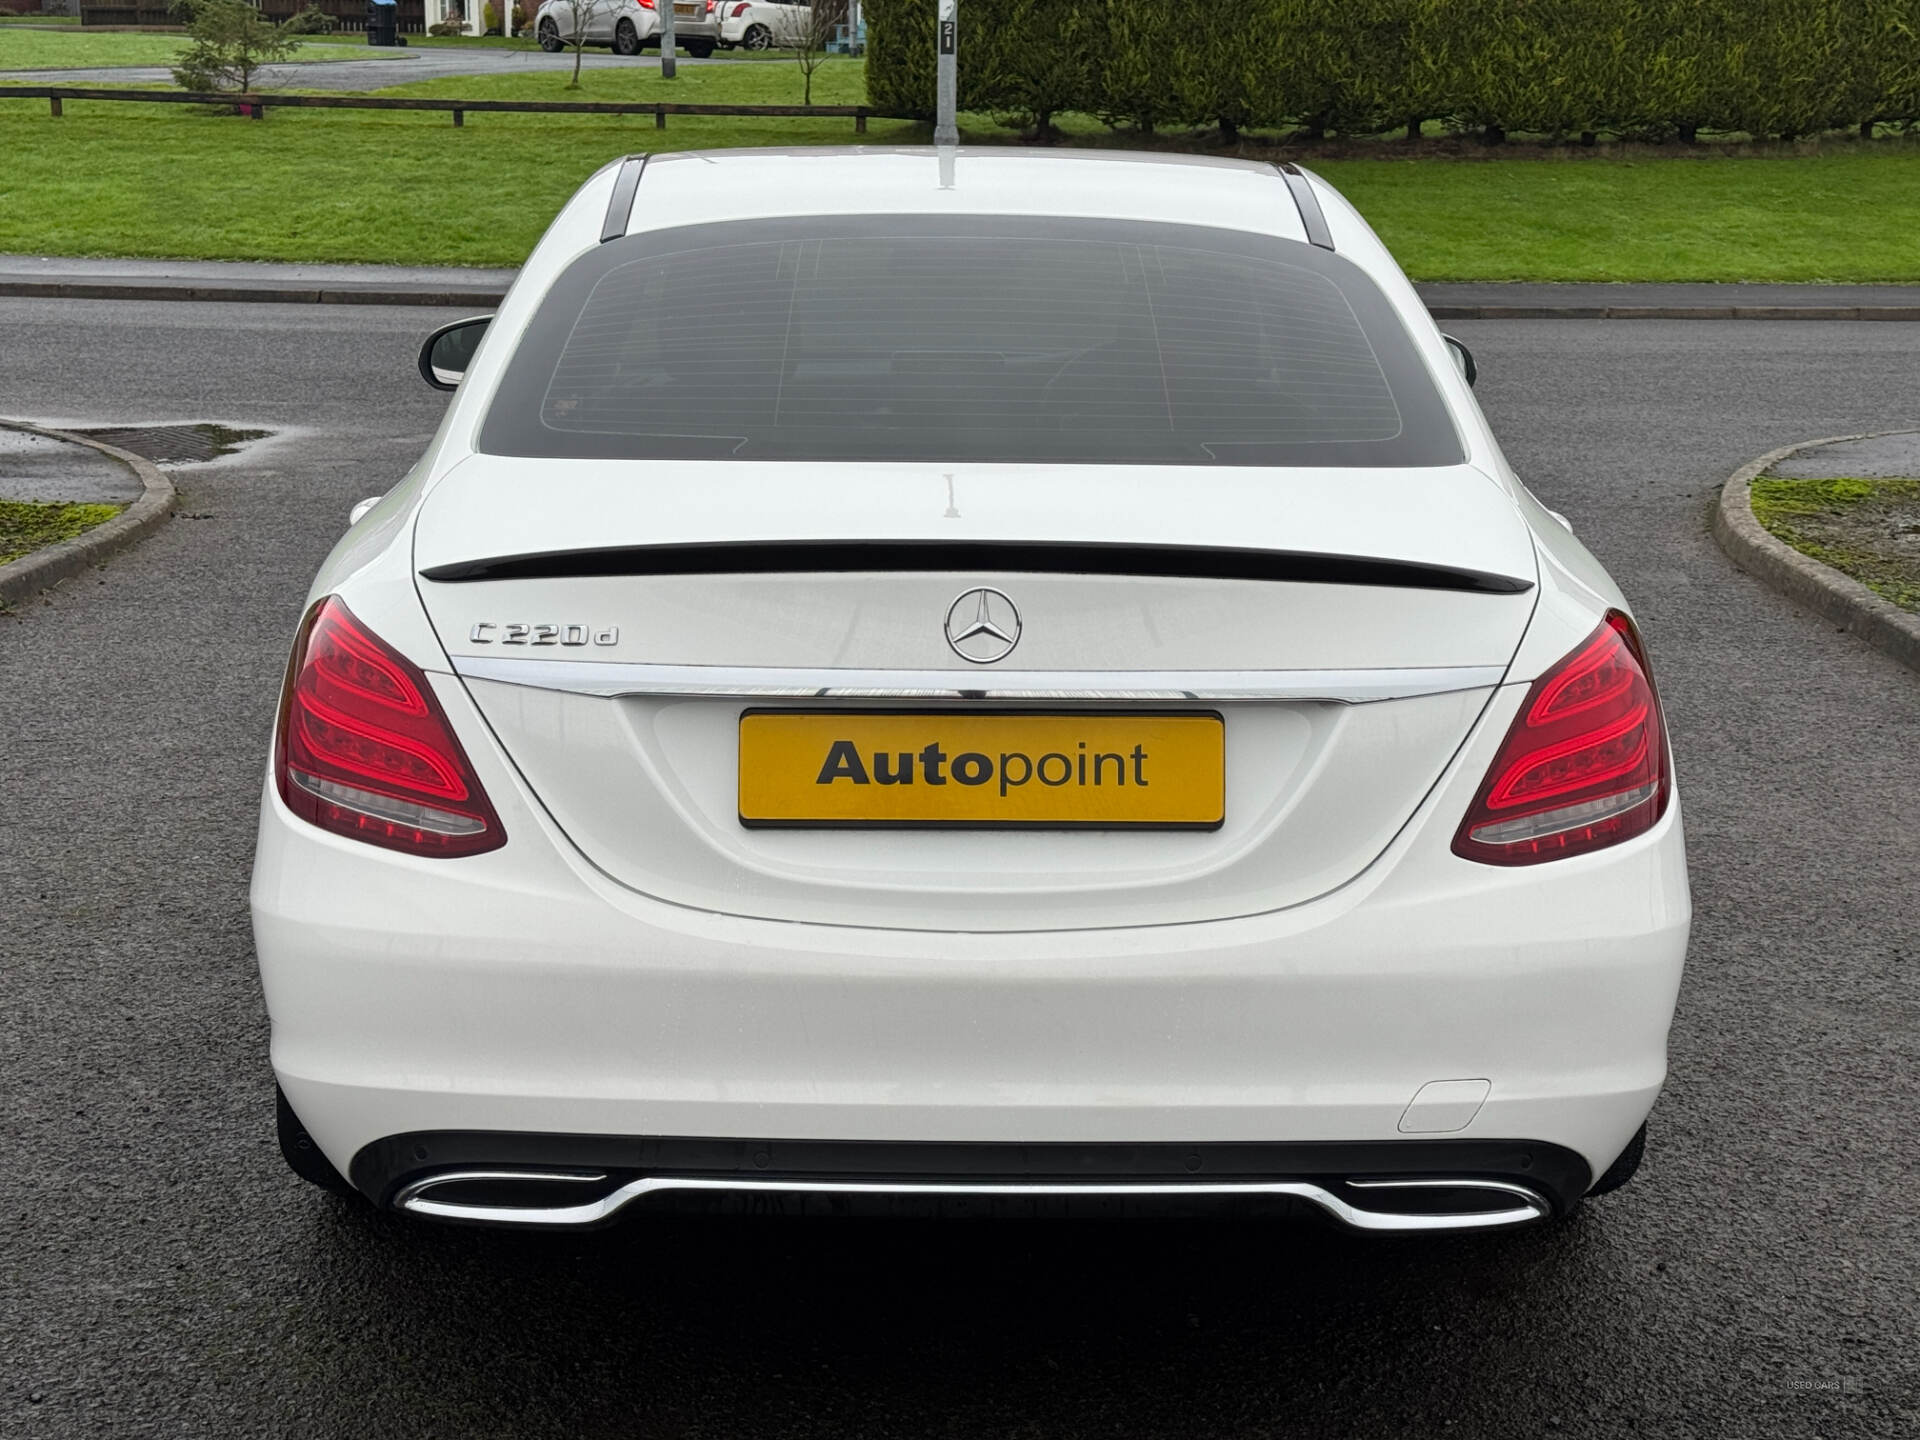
[660, 0, 676, 79]
[933, 0, 956, 146]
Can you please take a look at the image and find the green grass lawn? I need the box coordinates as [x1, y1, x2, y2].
[1314, 150, 1920, 282]
[0, 61, 889, 263]
[0, 26, 192, 67]
[3, 57, 1920, 279]
[0, 499, 122, 567]
[0, 25, 407, 68]
[362, 57, 864, 103]
[1749, 476, 1920, 612]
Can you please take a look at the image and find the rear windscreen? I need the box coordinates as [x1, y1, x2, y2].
[479, 215, 1463, 467]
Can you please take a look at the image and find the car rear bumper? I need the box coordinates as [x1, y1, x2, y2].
[252, 755, 1690, 1221]
[351, 1134, 1591, 1231]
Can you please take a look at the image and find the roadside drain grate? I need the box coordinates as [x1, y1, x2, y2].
[72, 423, 270, 465]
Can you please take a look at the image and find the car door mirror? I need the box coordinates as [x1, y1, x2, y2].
[418, 315, 492, 390]
[1442, 334, 1477, 387]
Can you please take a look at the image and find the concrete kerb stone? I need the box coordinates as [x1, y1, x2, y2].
[0, 280, 509, 308]
[2, 281, 1918, 320]
[1710, 430, 1920, 675]
[0, 420, 176, 610]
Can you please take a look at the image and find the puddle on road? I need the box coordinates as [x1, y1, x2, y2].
[0, 427, 143, 505]
[71, 423, 272, 466]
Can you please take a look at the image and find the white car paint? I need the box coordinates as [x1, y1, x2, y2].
[534, 0, 720, 51]
[533, 0, 654, 49]
[716, 0, 810, 49]
[252, 149, 1689, 1230]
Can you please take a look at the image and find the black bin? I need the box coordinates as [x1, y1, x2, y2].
[366, 0, 399, 46]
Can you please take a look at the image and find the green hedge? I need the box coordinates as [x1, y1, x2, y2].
[865, 0, 1920, 138]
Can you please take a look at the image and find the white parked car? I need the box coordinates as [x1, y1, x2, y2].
[534, 0, 719, 56]
[256, 149, 1689, 1234]
[715, 0, 811, 50]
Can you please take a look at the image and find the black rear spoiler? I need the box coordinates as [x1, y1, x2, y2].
[419, 540, 1533, 595]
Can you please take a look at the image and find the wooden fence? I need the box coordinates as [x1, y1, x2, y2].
[0, 83, 876, 128]
[81, 3, 429, 31]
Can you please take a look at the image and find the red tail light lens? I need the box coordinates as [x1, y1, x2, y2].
[1453, 611, 1670, 866]
[637, 0, 655, 9]
[274, 597, 505, 858]
[731, 2, 749, 14]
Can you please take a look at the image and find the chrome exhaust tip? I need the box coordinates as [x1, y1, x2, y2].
[394, 1170, 1552, 1233]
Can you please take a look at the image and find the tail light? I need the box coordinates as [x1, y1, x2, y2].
[1452, 610, 1670, 866]
[731, 2, 749, 14]
[274, 597, 505, 858]
[637, 0, 655, 9]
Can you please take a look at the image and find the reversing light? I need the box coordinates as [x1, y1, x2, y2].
[1452, 611, 1670, 865]
[274, 597, 505, 857]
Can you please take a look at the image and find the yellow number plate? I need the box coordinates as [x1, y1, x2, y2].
[739, 711, 1224, 829]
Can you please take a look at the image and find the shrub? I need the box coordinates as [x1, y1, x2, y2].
[281, 4, 336, 34]
[479, 1, 530, 34]
[171, 0, 302, 93]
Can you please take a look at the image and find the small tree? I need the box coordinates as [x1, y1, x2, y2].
[795, 0, 845, 107]
[559, 0, 591, 87]
[171, 0, 302, 95]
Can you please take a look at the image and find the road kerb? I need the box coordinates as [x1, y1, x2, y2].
[4, 279, 1920, 319]
[0, 420, 176, 609]
[1710, 431, 1920, 675]
[0, 280, 509, 308]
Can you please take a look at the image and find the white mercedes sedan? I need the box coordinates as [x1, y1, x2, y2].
[253, 149, 1689, 1234]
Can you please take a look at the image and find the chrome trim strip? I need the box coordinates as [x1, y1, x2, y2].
[396, 1169, 611, 1200]
[450, 656, 1504, 704]
[396, 1171, 1550, 1232]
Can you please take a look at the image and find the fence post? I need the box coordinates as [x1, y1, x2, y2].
[49, 95, 62, 118]
[453, 109, 464, 127]
[656, 105, 666, 130]
[855, 109, 866, 134]
[251, 103, 265, 120]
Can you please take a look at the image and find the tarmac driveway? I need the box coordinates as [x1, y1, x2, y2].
[0, 45, 758, 90]
[0, 297, 1914, 1439]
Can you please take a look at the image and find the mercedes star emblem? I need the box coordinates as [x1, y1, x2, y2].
[943, 587, 1022, 664]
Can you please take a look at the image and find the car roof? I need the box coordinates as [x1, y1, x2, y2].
[623, 147, 1313, 245]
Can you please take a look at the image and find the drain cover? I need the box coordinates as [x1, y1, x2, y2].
[73, 423, 269, 465]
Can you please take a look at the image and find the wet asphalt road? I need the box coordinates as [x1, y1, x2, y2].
[1, 299, 1916, 1438]
[0, 46, 768, 90]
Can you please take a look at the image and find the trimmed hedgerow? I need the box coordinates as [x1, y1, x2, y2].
[864, 0, 1920, 140]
